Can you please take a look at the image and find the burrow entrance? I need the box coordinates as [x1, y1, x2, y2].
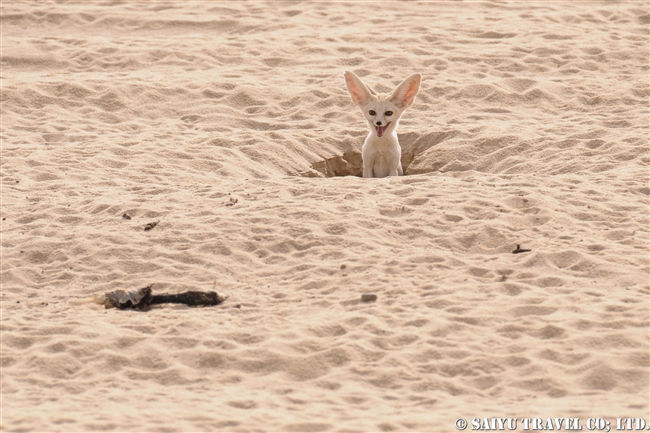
[298, 131, 454, 178]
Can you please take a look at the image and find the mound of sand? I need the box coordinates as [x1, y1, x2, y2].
[2, 1, 648, 431]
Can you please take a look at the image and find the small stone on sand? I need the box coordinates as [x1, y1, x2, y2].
[360, 293, 377, 302]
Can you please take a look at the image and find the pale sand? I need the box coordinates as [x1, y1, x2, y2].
[1, 1, 648, 431]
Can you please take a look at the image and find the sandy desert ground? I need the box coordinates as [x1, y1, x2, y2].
[1, 1, 649, 431]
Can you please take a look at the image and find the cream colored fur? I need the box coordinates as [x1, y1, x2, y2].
[344, 71, 421, 178]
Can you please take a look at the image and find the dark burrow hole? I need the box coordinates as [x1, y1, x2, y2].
[303, 151, 364, 177]
[297, 132, 453, 178]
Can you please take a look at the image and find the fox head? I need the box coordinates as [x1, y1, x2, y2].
[344, 71, 421, 138]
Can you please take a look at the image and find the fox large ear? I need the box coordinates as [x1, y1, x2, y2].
[389, 74, 421, 109]
[344, 71, 374, 105]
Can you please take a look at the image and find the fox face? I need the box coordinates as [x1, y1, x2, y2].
[360, 99, 400, 138]
[344, 71, 421, 139]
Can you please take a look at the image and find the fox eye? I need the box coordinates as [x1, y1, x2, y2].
[368, 110, 376, 116]
[385, 111, 393, 116]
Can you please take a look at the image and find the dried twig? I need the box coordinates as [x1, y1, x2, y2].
[90, 285, 228, 310]
[512, 244, 532, 254]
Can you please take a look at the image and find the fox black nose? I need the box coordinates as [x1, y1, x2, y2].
[376, 121, 382, 126]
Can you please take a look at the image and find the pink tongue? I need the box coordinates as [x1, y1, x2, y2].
[377, 126, 385, 137]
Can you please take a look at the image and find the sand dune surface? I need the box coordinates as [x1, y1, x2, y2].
[1, 1, 648, 431]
